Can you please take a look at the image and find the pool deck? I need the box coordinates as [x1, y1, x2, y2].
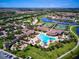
[31, 32, 63, 47]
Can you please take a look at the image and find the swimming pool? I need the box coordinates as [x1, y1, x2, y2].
[38, 33, 56, 44]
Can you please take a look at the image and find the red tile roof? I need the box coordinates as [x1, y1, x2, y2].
[46, 29, 64, 36]
[37, 26, 50, 32]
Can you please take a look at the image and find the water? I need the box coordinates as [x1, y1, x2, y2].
[41, 18, 77, 25]
[76, 28, 79, 36]
[41, 18, 58, 23]
[74, 55, 79, 59]
[38, 33, 56, 44]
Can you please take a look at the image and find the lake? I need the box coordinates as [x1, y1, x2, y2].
[74, 55, 79, 59]
[76, 27, 79, 36]
[41, 18, 77, 25]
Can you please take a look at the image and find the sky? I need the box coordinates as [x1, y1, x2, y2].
[0, 0, 79, 8]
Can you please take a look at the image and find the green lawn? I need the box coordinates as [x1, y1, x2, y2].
[14, 41, 76, 59]
[62, 46, 79, 59]
[71, 26, 79, 35]
[0, 38, 3, 49]
[61, 26, 79, 59]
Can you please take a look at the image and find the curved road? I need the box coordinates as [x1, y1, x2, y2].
[0, 49, 22, 59]
[0, 49, 17, 59]
[57, 26, 79, 59]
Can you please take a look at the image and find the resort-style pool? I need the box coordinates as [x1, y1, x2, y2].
[38, 33, 56, 44]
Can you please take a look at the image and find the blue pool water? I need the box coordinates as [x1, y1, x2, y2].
[76, 28, 79, 36]
[38, 33, 56, 44]
[41, 18, 77, 25]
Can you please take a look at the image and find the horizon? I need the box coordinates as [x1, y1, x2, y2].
[0, 7, 79, 8]
[0, 0, 79, 8]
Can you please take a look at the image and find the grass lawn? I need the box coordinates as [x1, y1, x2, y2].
[14, 41, 76, 59]
[62, 46, 79, 59]
[71, 26, 79, 36]
[61, 26, 79, 59]
[0, 38, 3, 49]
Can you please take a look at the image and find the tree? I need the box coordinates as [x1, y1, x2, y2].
[0, 38, 3, 49]
[76, 21, 79, 24]
[17, 51, 25, 58]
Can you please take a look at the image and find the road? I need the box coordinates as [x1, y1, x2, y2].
[0, 49, 23, 59]
[57, 26, 79, 59]
[0, 49, 16, 59]
[0, 25, 78, 59]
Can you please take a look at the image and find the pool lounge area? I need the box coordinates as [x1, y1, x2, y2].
[37, 33, 57, 44]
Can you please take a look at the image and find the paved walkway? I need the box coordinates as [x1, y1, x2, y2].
[57, 26, 79, 59]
